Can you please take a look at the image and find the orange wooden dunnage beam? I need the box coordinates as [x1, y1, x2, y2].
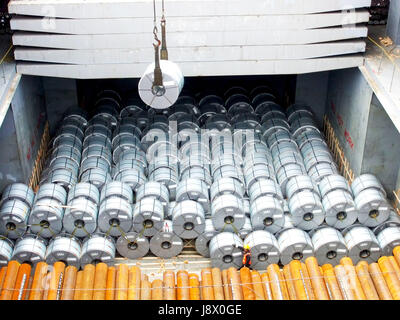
[128, 266, 141, 300]
[355, 261, 379, 300]
[305, 257, 329, 300]
[93, 263, 108, 300]
[388, 256, 400, 279]
[176, 270, 189, 300]
[211, 268, 224, 300]
[163, 270, 176, 300]
[11, 263, 31, 300]
[334, 264, 355, 300]
[250, 270, 265, 300]
[105, 266, 116, 300]
[260, 272, 272, 300]
[74, 270, 84, 300]
[340, 257, 354, 267]
[369, 262, 392, 300]
[267, 264, 289, 300]
[221, 269, 232, 300]
[322, 264, 343, 300]
[151, 279, 163, 300]
[116, 264, 129, 300]
[342, 263, 367, 300]
[81, 264, 95, 300]
[29, 262, 48, 300]
[283, 264, 296, 300]
[47, 261, 66, 300]
[378, 256, 400, 300]
[140, 275, 151, 300]
[240, 267, 255, 300]
[201, 268, 214, 300]
[61, 266, 77, 300]
[0, 260, 20, 300]
[300, 262, 315, 300]
[227, 267, 243, 300]
[0, 266, 7, 293]
[393, 246, 400, 267]
[189, 273, 200, 300]
[289, 261, 310, 300]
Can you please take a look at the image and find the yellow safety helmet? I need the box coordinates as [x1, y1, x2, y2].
[244, 244, 250, 250]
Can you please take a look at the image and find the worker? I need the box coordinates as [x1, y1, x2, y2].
[232, 244, 252, 270]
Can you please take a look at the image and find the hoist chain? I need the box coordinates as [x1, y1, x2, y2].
[152, 0, 165, 96]
[160, 0, 168, 60]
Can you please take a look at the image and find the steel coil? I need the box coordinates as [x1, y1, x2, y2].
[0, 183, 35, 208]
[12, 234, 47, 265]
[351, 174, 387, 198]
[47, 168, 78, 191]
[285, 175, 319, 200]
[210, 177, 243, 202]
[80, 233, 116, 266]
[132, 198, 164, 237]
[80, 168, 111, 191]
[211, 194, 245, 232]
[0, 199, 31, 239]
[80, 157, 110, 178]
[244, 164, 276, 192]
[322, 189, 357, 229]
[288, 190, 324, 231]
[272, 151, 304, 172]
[180, 166, 212, 187]
[84, 124, 112, 141]
[100, 181, 133, 204]
[176, 178, 209, 213]
[295, 130, 325, 150]
[149, 167, 177, 200]
[0, 237, 14, 266]
[172, 200, 205, 239]
[318, 174, 352, 198]
[83, 135, 112, 151]
[63, 198, 98, 238]
[209, 232, 243, 269]
[244, 230, 280, 269]
[149, 220, 183, 258]
[115, 168, 147, 193]
[250, 196, 284, 234]
[53, 135, 83, 154]
[36, 183, 67, 206]
[98, 197, 133, 237]
[55, 125, 84, 142]
[343, 225, 381, 264]
[212, 165, 244, 187]
[310, 226, 348, 266]
[136, 181, 169, 214]
[48, 158, 80, 177]
[68, 182, 100, 205]
[45, 233, 82, 268]
[308, 162, 338, 184]
[117, 148, 147, 169]
[82, 145, 112, 168]
[277, 228, 314, 265]
[194, 219, 217, 257]
[276, 163, 307, 198]
[51, 145, 81, 167]
[376, 226, 400, 256]
[249, 179, 283, 203]
[116, 231, 150, 259]
[29, 198, 64, 238]
[354, 188, 390, 227]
